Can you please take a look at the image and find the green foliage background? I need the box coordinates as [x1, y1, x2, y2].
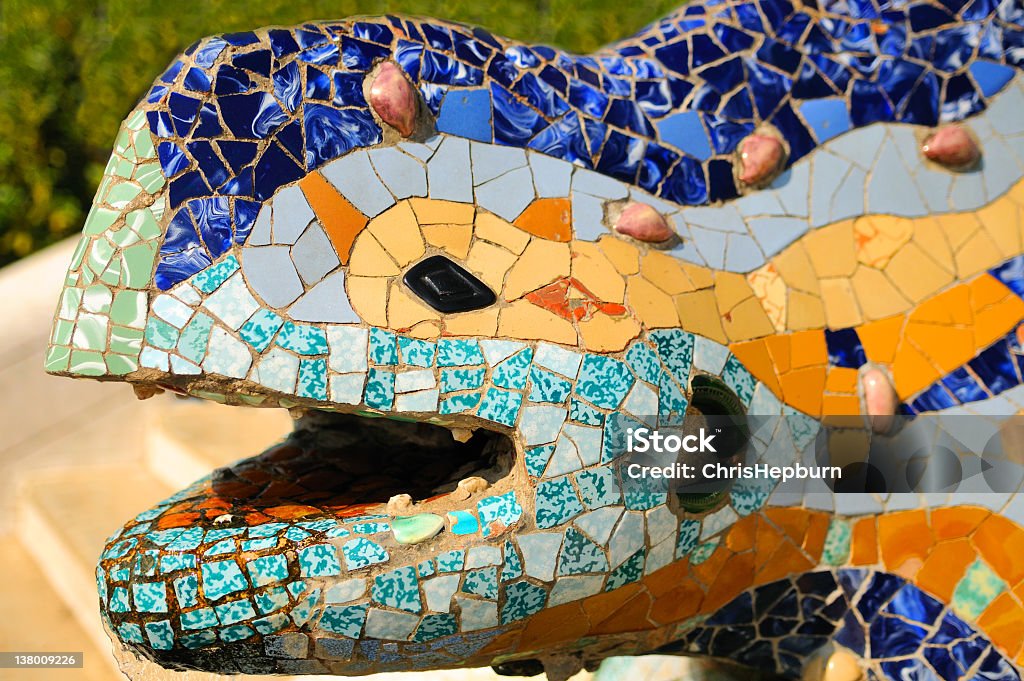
[0, 0, 678, 267]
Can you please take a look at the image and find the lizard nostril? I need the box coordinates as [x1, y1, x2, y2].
[403, 255, 497, 313]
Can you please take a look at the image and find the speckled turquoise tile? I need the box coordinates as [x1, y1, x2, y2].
[575, 467, 621, 509]
[320, 604, 368, 638]
[462, 568, 498, 599]
[575, 355, 634, 410]
[570, 398, 604, 426]
[437, 338, 484, 366]
[492, 348, 533, 390]
[439, 392, 481, 414]
[398, 336, 436, 367]
[364, 368, 396, 410]
[298, 544, 341, 578]
[535, 476, 585, 529]
[440, 367, 485, 393]
[477, 492, 523, 537]
[533, 343, 582, 378]
[239, 309, 283, 352]
[477, 387, 523, 426]
[500, 542, 523, 582]
[297, 358, 328, 400]
[558, 527, 609, 575]
[500, 581, 547, 624]
[524, 444, 555, 477]
[605, 550, 645, 590]
[276, 321, 328, 355]
[721, 355, 756, 406]
[177, 313, 213, 364]
[528, 367, 573, 403]
[201, 560, 249, 601]
[342, 538, 389, 571]
[437, 549, 466, 573]
[371, 566, 422, 612]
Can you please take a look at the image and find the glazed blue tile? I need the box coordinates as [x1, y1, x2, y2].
[969, 341, 1019, 394]
[528, 367, 573, 403]
[535, 476, 585, 528]
[436, 339, 484, 367]
[471, 142, 527, 185]
[524, 444, 555, 477]
[724, 233, 765, 272]
[321, 604, 368, 638]
[825, 329, 867, 368]
[440, 367, 485, 393]
[868, 143, 926, 216]
[990, 256, 1024, 297]
[246, 554, 289, 587]
[436, 88, 491, 141]
[303, 105, 381, 170]
[428, 136, 473, 202]
[238, 309, 283, 352]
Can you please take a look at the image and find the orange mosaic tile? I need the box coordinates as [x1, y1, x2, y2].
[878, 510, 933, 578]
[977, 593, 1024, 660]
[299, 172, 368, 264]
[915, 538, 977, 602]
[851, 517, 879, 566]
[973, 514, 1024, 585]
[513, 197, 572, 241]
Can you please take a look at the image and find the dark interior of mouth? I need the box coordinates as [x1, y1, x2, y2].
[210, 410, 515, 514]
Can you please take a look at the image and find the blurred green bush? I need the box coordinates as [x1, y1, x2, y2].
[0, 0, 677, 266]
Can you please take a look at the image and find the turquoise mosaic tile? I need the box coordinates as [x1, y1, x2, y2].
[625, 341, 661, 384]
[109, 586, 129, 613]
[440, 392, 481, 414]
[181, 607, 218, 630]
[436, 338, 484, 366]
[721, 354, 756, 406]
[477, 492, 524, 537]
[320, 604, 368, 638]
[605, 550, 645, 590]
[119, 622, 145, 644]
[525, 444, 555, 477]
[173, 575, 199, 608]
[364, 368, 396, 410]
[369, 328, 398, 365]
[220, 625, 255, 642]
[477, 387, 523, 427]
[145, 620, 175, 650]
[238, 309, 284, 352]
[558, 528, 609, 575]
[437, 550, 466, 573]
[533, 343, 582, 378]
[492, 348, 533, 390]
[215, 598, 257, 625]
[648, 329, 694, 384]
[462, 568, 498, 599]
[413, 613, 457, 642]
[133, 581, 168, 612]
[536, 476, 585, 529]
[440, 367, 485, 393]
[145, 316, 179, 350]
[569, 398, 604, 426]
[575, 355, 634, 409]
[298, 544, 342, 577]
[192, 255, 239, 293]
[254, 586, 290, 614]
[297, 358, 328, 399]
[398, 336, 436, 367]
[575, 468, 621, 509]
[201, 560, 249, 601]
[500, 581, 548, 624]
[447, 510, 480, 535]
[528, 367, 573, 403]
[247, 554, 289, 587]
[342, 538, 389, 570]
[658, 372, 689, 423]
[372, 567, 422, 613]
[276, 322, 328, 355]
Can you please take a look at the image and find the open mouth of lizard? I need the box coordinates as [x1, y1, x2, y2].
[209, 411, 517, 522]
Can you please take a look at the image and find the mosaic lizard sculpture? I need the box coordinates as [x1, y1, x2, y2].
[45, 0, 1024, 678]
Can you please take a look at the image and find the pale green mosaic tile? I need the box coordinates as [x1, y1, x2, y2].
[136, 162, 165, 193]
[106, 354, 138, 376]
[100, 258, 122, 287]
[110, 326, 144, 355]
[73, 313, 109, 351]
[82, 284, 112, 314]
[122, 242, 158, 288]
[86, 237, 116, 276]
[69, 236, 88, 270]
[126, 208, 161, 240]
[952, 559, 1006, 621]
[83, 206, 119, 236]
[58, 288, 82, 320]
[822, 519, 851, 566]
[110, 291, 147, 328]
[51, 318, 74, 345]
[45, 345, 71, 372]
[146, 317, 179, 351]
[69, 350, 105, 376]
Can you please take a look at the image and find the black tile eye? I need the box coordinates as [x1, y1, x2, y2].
[403, 255, 496, 313]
